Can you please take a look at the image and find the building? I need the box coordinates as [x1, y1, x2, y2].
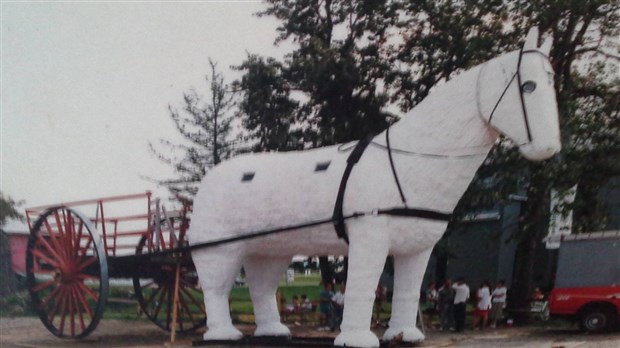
[422, 175, 620, 295]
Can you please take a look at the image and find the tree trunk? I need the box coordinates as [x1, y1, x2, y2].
[511, 234, 537, 323]
[319, 256, 334, 285]
[510, 168, 549, 323]
[0, 231, 16, 297]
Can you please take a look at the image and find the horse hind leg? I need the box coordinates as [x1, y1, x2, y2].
[192, 245, 244, 340]
[244, 255, 292, 337]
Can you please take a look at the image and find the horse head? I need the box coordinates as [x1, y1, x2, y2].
[478, 27, 561, 161]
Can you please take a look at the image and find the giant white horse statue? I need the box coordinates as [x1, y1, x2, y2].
[188, 28, 560, 348]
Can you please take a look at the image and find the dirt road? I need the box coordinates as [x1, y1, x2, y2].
[1, 317, 619, 348]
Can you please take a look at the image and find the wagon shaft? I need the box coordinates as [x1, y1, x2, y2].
[108, 254, 196, 279]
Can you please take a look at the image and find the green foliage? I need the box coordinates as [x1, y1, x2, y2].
[237, 0, 394, 148]
[233, 54, 301, 151]
[0, 192, 23, 227]
[511, 0, 619, 233]
[0, 291, 35, 317]
[149, 60, 236, 196]
[387, 0, 518, 110]
[446, 0, 620, 236]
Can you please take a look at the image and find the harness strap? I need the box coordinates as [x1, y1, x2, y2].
[488, 71, 517, 124]
[332, 133, 455, 243]
[386, 125, 408, 206]
[333, 136, 373, 244]
[487, 48, 534, 143]
[375, 207, 451, 221]
[517, 48, 533, 142]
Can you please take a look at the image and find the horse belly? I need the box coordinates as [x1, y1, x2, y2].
[245, 224, 349, 257]
[188, 148, 349, 246]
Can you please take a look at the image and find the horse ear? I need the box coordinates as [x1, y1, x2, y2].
[523, 27, 539, 51]
[540, 36, 553, 55]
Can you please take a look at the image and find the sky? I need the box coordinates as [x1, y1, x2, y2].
[1, 0, 285, 210]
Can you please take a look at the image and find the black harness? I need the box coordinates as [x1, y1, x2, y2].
[486, 48, 549, 144]
[332, 128, 452, 244]
[332, 48, 551, 243]
[133, 48, 550, 256]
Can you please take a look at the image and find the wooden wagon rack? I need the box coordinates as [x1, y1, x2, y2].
[24, 192, 205, 339]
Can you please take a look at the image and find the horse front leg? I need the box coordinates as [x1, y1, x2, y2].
[334, 221, 389, 348]
[383, 249, 433, 343]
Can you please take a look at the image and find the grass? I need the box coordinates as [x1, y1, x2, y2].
[1, 273, 397, 325]
[231, 273, 324, 316]
[0, 273, 326, 320]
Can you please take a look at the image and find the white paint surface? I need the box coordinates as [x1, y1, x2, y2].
[189, 28, 561, 347]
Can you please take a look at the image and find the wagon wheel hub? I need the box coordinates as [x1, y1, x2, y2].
[59, 270, 79, 284]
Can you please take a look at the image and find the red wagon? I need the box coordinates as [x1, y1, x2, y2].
[24, 192, 206, 338]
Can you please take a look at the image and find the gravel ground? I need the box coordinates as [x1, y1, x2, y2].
[1, 317, 619, 348]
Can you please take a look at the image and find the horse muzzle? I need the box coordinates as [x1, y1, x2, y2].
[519, 140, 561, 161]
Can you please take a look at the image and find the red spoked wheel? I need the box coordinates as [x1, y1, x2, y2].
[26, 207, 108, 338]
[132, 218, 205, 333]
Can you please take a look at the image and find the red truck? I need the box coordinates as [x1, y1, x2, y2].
[548, 231, 620, 332]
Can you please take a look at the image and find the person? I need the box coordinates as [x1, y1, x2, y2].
[472, 280, 491, 330]
[437, 279, 455, 331]
[301, 294, 313, 311]
[318, 283, 334, 328]
[291, 295, 302, 313]
[452, 277, 470, 332]
[490, 280, 507, 328]
[331, 283, 346, 331]
[286, 268, 295, 284]
[373, 283, 387, 327]
[424, 281, 438, 329]
[531, 287, 544, 301]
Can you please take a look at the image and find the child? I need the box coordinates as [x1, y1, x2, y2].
[301, 294, 313, 311]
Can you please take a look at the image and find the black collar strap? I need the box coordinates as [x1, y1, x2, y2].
[332, 135, 452, 244]
[333, 136, 373, 244]
[386, 125, 408, 206]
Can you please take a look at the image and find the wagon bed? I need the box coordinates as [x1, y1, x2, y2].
[24, 192, 205, 338]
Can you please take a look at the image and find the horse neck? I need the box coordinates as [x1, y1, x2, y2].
[385, 55, 516, 155]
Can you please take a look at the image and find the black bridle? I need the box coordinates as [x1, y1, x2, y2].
[332, 48, 552, 243]
[486, 48, 550, 144]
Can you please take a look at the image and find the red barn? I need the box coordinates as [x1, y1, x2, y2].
[2, 219, 29, 275]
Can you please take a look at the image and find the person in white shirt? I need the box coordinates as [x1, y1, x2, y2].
[490, 280, 508, 328]
[330, 283, 346, 331]
[472, 280, 492, 330]
[452, 277, 470, 332]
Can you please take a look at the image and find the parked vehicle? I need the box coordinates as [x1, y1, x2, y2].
[548, 231, 620, 332]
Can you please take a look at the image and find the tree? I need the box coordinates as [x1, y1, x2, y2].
[505, 0, 619, 308]
[0, 192, 22, 226]
[428, 0, 619, 308]
[241, 1, 401, 284]
[241, 0, 396, 149]
[233, 54, 301, 152]
[386, 0, 518, 110]
[1, 192, 23, 297]
[242, 0, 618, 301]
[150, 60, 235, 196]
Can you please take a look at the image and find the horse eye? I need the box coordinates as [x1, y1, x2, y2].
[522, 81, 537, 93]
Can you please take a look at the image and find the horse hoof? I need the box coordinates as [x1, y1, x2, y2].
[335, 329, 380, 348]
[203, 326, 244, 341]
[255, 322, 291, 337]
[383, 326, 425, 342]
